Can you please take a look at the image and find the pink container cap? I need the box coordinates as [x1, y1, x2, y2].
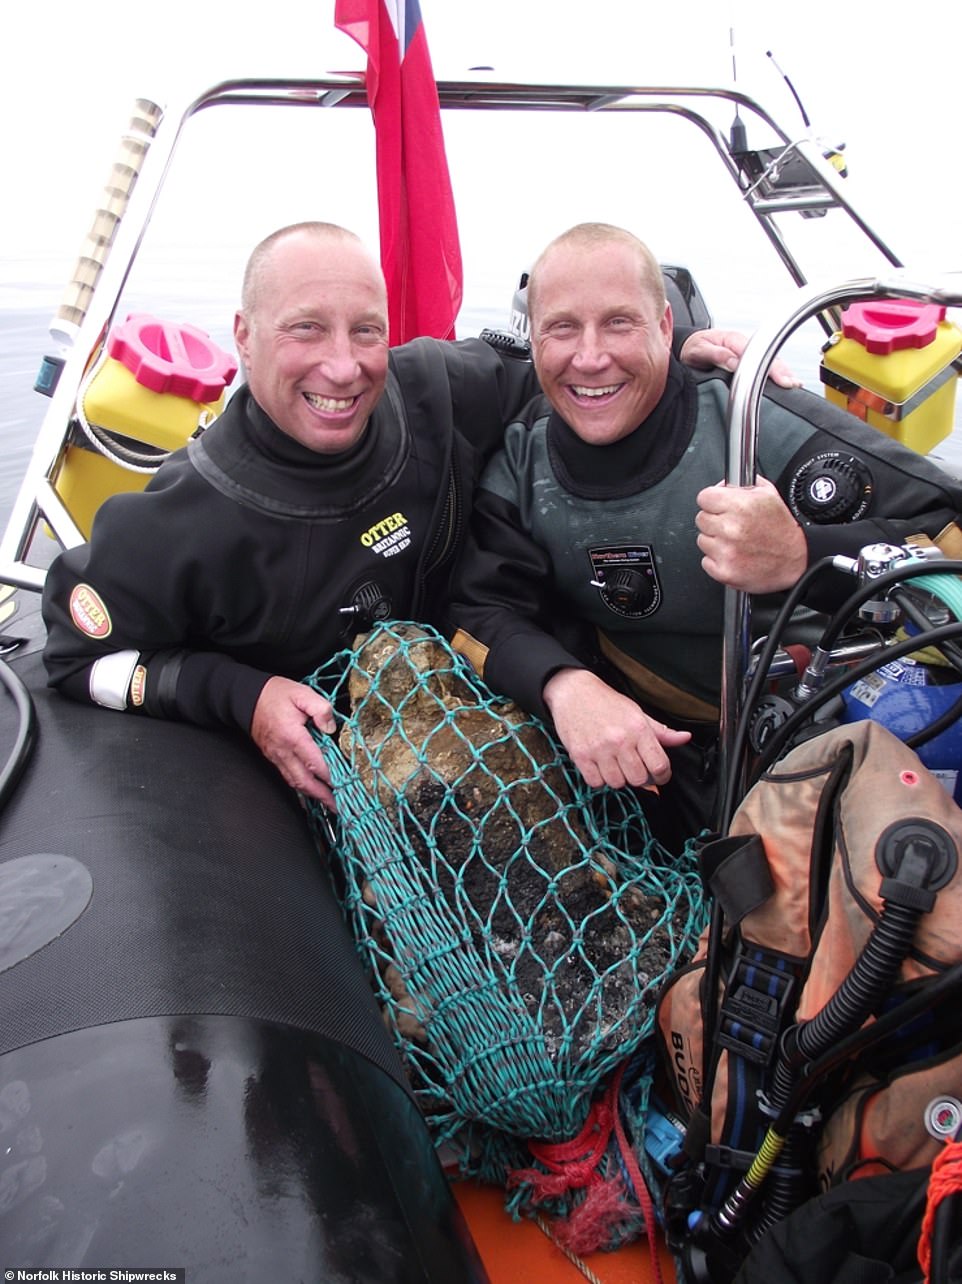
[840, 300, 946, 355]
[107, 313, 238, 400]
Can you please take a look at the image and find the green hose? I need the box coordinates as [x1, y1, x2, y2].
[912, 570, 962, 619]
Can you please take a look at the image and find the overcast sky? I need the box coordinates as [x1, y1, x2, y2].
[2, 0, 960, 337]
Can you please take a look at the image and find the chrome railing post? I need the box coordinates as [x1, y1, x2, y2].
[717, 272, 962, 825]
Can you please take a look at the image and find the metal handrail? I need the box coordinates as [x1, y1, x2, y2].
[0, 75, 906, 590]
[717, 271, 962, 815]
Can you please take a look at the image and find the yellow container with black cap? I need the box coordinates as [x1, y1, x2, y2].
[820, 300, 962, 455]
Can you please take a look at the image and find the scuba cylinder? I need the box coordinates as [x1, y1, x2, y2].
[841, 656, 962, 804]
[838, 560, 962, 804]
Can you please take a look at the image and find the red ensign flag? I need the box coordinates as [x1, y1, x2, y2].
[335, 0, 463, 344]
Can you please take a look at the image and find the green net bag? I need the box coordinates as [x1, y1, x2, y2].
[303, 621, 706, 1244]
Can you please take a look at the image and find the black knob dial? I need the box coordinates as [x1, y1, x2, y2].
[603, 567, 656, 613]
[789, 453, 873, 524]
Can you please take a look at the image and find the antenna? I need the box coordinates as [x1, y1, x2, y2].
[767, 49, 848, 175]
[766, 49, 812, 128]
[729, 27, 747, 153]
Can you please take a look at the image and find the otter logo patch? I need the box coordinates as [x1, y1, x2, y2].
[69, 584, 112, 639]
[130, 664, 147, 707]
[588, 545, 661, 619]
[360, 510, 412, 559]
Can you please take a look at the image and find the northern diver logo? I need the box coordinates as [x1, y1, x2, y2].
[588, 545, 661, 619]
[69, 584, 112, 638]
[360, 510, 412, 559]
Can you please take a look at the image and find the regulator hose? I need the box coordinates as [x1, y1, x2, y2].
[750, 899, 924, 1239]
[749, 619, 962, 786]
[794, 903, 922, 1061]
[894, 584, 962, 679]
[685, 965, 962, 1283]
[912, 571, 962, 623]
[717, 555, 838, 833]
[813, 559, 962, 655]
[717, 814, 955, 1247]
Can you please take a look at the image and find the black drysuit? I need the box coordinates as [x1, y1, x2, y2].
[42, 337, 538, 731]
[448, 362, 962, 835]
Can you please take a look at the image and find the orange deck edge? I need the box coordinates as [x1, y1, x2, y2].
[453, 1180, 678, 1284]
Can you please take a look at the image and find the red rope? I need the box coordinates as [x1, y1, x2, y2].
[918, 1140, 962, 1283]
[508, 1091, 616, 1198]
[611, 1062, 666, 1284]
[507, 1076, 632, 1253]
[506, 1062, 665, 1268]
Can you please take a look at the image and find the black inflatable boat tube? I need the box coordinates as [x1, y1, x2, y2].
[0, 653, 487, 1282]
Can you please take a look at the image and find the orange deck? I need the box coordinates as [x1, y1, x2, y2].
[454, 1181, 678, 1283]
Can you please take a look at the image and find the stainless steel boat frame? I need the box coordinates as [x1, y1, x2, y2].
[720, 271, 962, 810]
[0, 73, 907, 589]
[7, 73, 956, 800]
